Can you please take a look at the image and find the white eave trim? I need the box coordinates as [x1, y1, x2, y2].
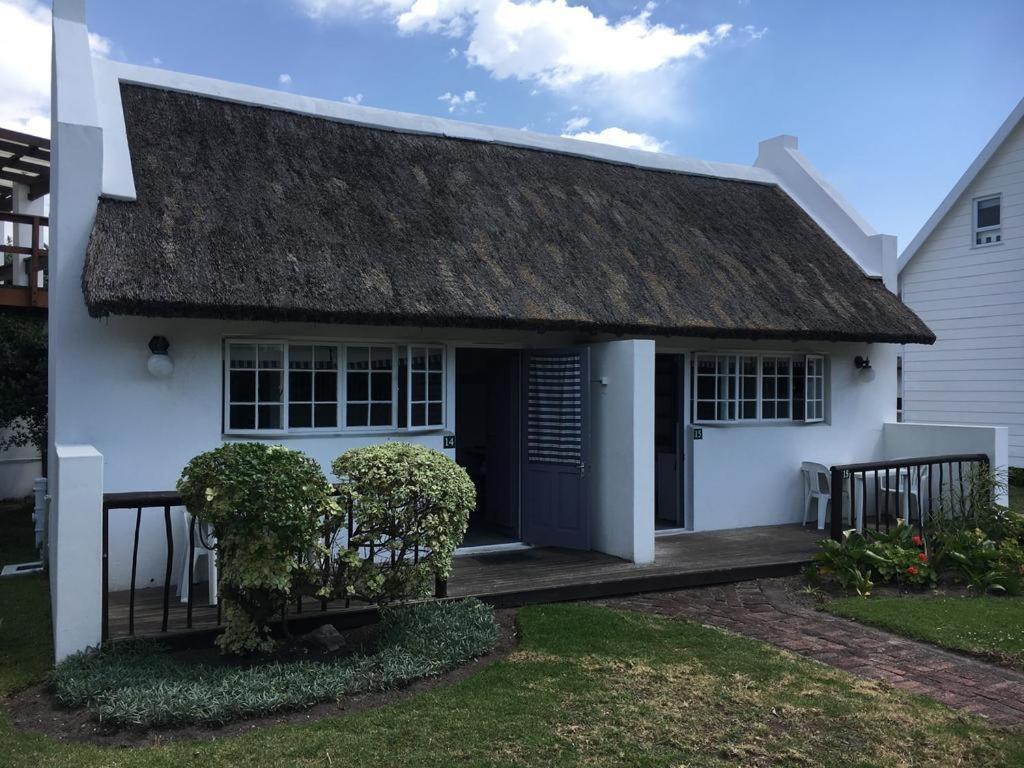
[92, 59, 778, 202]
[898, 95, 1024, 274]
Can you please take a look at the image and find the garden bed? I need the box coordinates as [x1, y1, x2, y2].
[7, 598, 512, 746]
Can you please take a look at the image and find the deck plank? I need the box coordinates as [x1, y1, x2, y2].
[105, 524, 823, 640]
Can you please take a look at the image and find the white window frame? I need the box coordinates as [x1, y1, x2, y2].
[973, 194, 1002, 247]
[344, 344, 398, 431]
[406, 344, 446, 430]
[287, 342, 341, 432]
[223, 339, 447, 436]
[805, 354, 825, 423]
[760, 355, 793, 422]
[692, 352, 827, 426]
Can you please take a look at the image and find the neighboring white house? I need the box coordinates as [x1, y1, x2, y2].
[45, 0, 1007, 661]
[899, 96, 1024, 466]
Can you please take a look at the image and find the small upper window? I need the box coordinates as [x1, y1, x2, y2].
[974, 195, 1001, 246]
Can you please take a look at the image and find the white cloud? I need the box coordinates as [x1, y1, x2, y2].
[438, 89, 477, 112]
[296, 0, 733, 112]
[343, 93, 364, 104]
[561, 125, 665, 153]
[278, 73, 293, 85]
[741, 24, 767, 41]
[0, 0, 112, 137]
[563, 115, 590, 132]
[152, 56, 163, 66]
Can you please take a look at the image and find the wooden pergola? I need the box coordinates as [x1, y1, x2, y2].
[1, 128, 50, 311]
[0, 127, 50, 212]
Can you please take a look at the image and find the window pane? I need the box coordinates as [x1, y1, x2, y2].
[347, 403, 368, 427]
[776, 401, 790, 419]
[289, 371, 312, 402]
[347, 372, 368, 401]
[412, 372, 426, 402]
[428, 349, 443, 371]
[777, 376, 789, 399]
[397, 351, 408, 429]
[230, 344, 256, 369]
[428, 372, 443, 401]
[229, 404, 255, 430]
[428, 403, 442, 425]
[370, 372, 392, 401]
[411, 403, 426, 426]
[259, 344, 283, 369]
[763, 402, 776, 420]
[258, 371, 283, 402]
[696, 375, 715, 399]
[348, 347, 368, 370]
[314, 372, 338, 401]
[763, 378, 775, 399]
[258, 404, 282, 429]
[289, 403, 312, 429]
[762, 358, 775, 376]
[742, 376, 757, 399]
[410, 347, 426, 371]
[315, 346, 338, 370]
[230, 371, 256, 402]
[289, 345, 313, 370]
[371, 347, 392, 368]
[370, 403, 391, 426]
[696, 402, 715, 421]
[742, 401, 757, 419]
[314, 403, 338, 428]
[977, 197, 1000, 228]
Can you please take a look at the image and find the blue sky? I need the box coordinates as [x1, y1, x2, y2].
[3, 0, 1023, 250]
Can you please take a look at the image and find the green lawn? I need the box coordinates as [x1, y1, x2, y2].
[3, 578, 1024, 767]
[826, 596, 1024, 670]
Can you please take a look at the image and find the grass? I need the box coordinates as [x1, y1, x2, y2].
[3, 579, 1024, 766]
[826, 595, 1024, 670]
[51, 599, 499, 728]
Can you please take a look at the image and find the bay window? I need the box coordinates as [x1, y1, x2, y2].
[224, 340, 446, 434]
[692, 352, 826, 425]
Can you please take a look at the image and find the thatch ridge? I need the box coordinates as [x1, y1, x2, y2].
[83, 84, 934, 345]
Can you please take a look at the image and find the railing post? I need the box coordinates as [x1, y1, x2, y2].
[434, 575, 448, 598]
[29, 215, 40, 307]
[829, 466, 845, 541]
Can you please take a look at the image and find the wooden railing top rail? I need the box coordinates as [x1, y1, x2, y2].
[830, 453, 989, 473]
[102, 490, 183, 510]
[0, 211, 48, 227]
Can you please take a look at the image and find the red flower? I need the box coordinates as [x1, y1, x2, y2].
[918, 552, 929, 563]
[907, 566, 919, 576]
[911, 535, 923, 547]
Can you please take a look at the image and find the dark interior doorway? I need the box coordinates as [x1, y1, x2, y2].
[655, 353, 685, 530]
[456, 348, 522, 547]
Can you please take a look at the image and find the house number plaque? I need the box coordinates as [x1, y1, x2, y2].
[693, 428, 703, 441]
[443, 435, 456, 449]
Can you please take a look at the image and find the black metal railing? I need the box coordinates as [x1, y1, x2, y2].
[101, 490, 448, 641]
[828, 453, 990, 541]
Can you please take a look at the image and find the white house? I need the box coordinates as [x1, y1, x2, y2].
[46, 0, 1007, 660]
[899, 96, 1024, 466]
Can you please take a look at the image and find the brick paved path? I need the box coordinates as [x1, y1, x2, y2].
[603, 580, 1024, 727]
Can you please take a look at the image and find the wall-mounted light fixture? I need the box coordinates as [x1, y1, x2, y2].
[147, 335, 174, 378]
[854, 355, 872, 371]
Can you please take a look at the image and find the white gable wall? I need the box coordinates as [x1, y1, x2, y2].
[899, 118, 1024, 466]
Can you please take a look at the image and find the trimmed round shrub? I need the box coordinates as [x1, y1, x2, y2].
[329, 443, 474, 603]
[177, 443, 336, 654]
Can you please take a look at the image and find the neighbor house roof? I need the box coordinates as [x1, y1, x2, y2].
[83, 84, 935, 344]
[899, 95, 1024, 273]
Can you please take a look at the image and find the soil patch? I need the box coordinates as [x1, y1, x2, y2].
[6, 610, 518, 747]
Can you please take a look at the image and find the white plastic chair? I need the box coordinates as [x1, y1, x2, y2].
[177, 511, 218, 605]
[801, 462, 863, 531]
[879, 465, 930, 526]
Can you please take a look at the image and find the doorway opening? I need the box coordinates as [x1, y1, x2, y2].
[655, 353, 686, 530]
[455, 348, 522, 548]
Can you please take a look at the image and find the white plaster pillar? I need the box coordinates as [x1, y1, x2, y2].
[52, 444, 103, 661]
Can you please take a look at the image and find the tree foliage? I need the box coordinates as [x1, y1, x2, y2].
[0, 315, 47, 457]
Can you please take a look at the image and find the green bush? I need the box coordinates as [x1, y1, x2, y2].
[326, 443, 474, 604]
[177, 443, 336, 654]
[811, 522, 935, 595]
[50, 598, 498, 729]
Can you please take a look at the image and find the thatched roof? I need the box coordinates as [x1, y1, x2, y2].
[83, 84, 934, 344]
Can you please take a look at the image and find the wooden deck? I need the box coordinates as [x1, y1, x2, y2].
[105, 524, 823, 643]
